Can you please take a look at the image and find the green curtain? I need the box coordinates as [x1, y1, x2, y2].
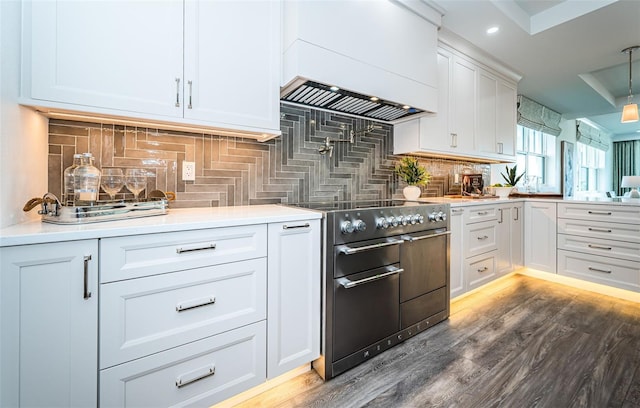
[613, 140, 640, 195]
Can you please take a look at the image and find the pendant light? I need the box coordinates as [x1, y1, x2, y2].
[621, 45, 640, 123]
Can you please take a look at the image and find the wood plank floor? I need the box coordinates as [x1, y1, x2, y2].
[237, 275, 640, 408]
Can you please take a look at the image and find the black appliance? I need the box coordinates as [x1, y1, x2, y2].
[290, 199, 450, 380]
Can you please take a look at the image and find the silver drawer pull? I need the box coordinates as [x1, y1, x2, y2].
[477, 266, 488, 273]
[283, 223, 310, 230]
[175, 77, 181, 107]
[176, 243, 216, 254]
[477, 235, 489, 240]
[451, 209, 465, 213]
[176, 296, 216, 312]
[588, 211, 612, 215]
[588, 228, 612, 233]
[338, 268, 404, 289]
[340, 239, 403, 255]
[588, 266, 612, 274]
[83, 255, 92, 300]
[476, 211, 489, 215]
[403, 230, 450, 242]
[588, 244, 612, 251]
[176, 365, 215, 388]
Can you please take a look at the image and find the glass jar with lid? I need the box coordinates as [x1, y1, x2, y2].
[63, 153, 83, 206]
[73, 153, 101, 205]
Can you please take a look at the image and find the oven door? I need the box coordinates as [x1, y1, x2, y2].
[333, 264, 401, 362]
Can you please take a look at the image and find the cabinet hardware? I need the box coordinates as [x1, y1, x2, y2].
[176, 296, 216, 312]
[588, 266, 612, 274]
[337, 267, 404, 289]
[176, 243, 216, 254]
[588, 211, 612, 215]
[497, 142, 503, 154]
[175, 78, 181, 107]
[339, 239, 403, 255]
[175, 365, 215, 388]
[588, 244, 612, 251]
[477, 266, 488, 273]
[187, 80, 193, 109]
[498, 209, 503, 224]
[588, 227, 612, 233]
[83, 255, 92, 299]
[403, 230, 451, 242]
[450, 133, 457, 148]
[513, 207, 519, 221]
[283, 223, 310, 230]
[477, 235, 489, 240]
[451, 209, 465, 213]
[477, 211, 488, 215]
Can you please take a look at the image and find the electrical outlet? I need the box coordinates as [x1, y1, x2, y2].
[182, 161, 196, 181]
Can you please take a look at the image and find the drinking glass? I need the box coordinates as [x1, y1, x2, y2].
[100, 168, 124, 201]
[125, 168, 147, 201]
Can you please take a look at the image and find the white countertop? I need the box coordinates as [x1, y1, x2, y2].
[419, 196, 640, 208]
[0, 205, 322, 247]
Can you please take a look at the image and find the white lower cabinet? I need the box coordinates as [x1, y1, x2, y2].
[0, 240, 98, 408]
[496, 203, 524, 275]
[267, 220, 321, 378]
[466, 251, 497, 291]
[100, 322, 267, 408]
[449, 207, 466, 298]
[557, 250, 640, 292]
[524, 201, 557, 273]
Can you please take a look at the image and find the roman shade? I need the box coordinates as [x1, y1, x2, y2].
[517, 95, 562, 136]
[576, 120, 610, 151]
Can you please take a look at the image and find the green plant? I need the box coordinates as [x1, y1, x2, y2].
[501, 165, 525, 187]
[395, 157, 431, 186]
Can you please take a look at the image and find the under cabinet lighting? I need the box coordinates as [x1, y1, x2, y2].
[370, 96, 379, 102]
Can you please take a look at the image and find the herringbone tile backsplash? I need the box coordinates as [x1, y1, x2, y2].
[48, 104, 489, 208]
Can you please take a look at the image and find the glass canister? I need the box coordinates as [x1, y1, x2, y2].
[73, 153, 101, 205]
[63, 153, 83, 206]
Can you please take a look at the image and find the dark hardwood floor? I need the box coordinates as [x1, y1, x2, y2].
[236, 275, 640, 408]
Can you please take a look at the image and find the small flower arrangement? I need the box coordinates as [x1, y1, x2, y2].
[395, 157, 431, 186]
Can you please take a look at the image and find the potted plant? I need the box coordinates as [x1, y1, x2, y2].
[491, 165, 525, 198]
[395, 157, 431, 200]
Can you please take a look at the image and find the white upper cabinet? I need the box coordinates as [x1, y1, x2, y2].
[25, 0, 183, 118]
[22, 0, 281, 138]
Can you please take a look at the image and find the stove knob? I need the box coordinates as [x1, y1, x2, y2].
[417, 214, 425, 224]
[428, 212, 437, 222]
[400, 216, 408, 226]
[340, 221, 355, 234]
[439, 211, 447, 222]
[388, 216, 398, 227]
[376, 218, 389, 229]
[353, 219, 367, 232]
[409, 215, 417, 225]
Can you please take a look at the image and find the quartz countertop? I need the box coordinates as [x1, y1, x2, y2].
[0, 205, 322, 247]
[418, 196, 640, 208]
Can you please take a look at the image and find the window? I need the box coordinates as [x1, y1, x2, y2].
[516, 125, 556, 188]
[576, 142, 605, 192]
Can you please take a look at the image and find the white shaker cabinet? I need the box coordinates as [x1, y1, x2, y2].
[0, 240, 98, 408]
[267, 219, 321, 378]
[449, 207, 466, 298]
[477, 70, 517, 160]
[22, 0, 281, 137]
[496, 202, 524, 275]
[524, 201, 557, 273]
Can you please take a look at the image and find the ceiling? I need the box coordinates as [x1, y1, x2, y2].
[433, 0, 640, 137]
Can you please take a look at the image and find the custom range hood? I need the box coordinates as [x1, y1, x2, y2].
[281, 0, 442, 123]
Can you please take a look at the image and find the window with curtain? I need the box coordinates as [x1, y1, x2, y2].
[613, 139, 640, 195]
[516, 125, 556, 187]
[576, 142, 605, 192]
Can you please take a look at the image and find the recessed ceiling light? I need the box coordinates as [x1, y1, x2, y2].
[486, 26, 499, 35]
[370, 96, 379, 102]
[402, 105, 410, 110]
[329, 86, 340, 92]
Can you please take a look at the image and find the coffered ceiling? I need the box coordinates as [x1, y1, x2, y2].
[433, 0, 640, 137]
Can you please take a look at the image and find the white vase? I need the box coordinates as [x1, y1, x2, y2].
[403, 185, 421, 200]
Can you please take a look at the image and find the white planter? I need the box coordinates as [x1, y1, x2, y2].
[492, 186, 513, 198]
[403, 185, 421, 200]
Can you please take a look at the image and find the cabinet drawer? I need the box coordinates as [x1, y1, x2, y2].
[100, 321, 266, 408]
[558, 203, 640, 225]
[100, 225, 267, 282]
[100, 258, 266, 369]
[466, 251, 497, 291]
[466, 221, 497, 257]
[464, 205, 498, 224]
[557, 218, 640, 244]
[558, 234, 640, 263]
[557, 250, 640, 292]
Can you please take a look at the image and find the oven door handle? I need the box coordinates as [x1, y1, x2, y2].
[337, 267, 404, 289]
[339, 239, 403, 255]
[402, 230, 451, 242]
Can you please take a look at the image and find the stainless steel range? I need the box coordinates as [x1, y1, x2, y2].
[291, 200, 450, 380]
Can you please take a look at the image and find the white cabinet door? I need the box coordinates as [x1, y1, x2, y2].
[477, 69, 497, 155]
[511, 203, 524, 269]
[422, 50, 453, 151]
[267, 219, 321, 378]
[449, 207, 466, 298]
[184, 0, 281, 132]
[26, 0, 183, 117]
[496, 206, 512, 275]
[0, 241, 98, 408]
[524, 201, 557, 273]
[496, 80, 517, 157]
[450, 56, 477, 151]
